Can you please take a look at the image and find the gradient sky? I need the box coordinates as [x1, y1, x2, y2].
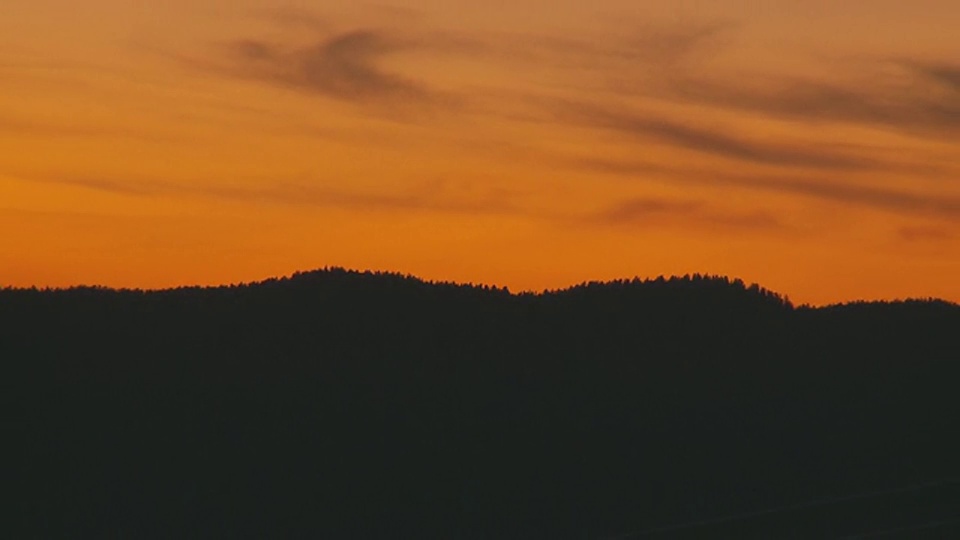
[2, 1, 960, 304]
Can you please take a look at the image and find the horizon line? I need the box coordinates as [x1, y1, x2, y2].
[3, 266, 957, 309]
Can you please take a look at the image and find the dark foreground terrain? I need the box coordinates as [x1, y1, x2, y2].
[5, 269, 960, 538]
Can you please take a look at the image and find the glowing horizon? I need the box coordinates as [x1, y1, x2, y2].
[3, 1, 960, 305]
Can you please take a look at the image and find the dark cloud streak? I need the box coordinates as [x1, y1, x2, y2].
[911, 62, 960, 92]
[898, 225, 955, 242]
[577, 158, 960, 220]
[656, 62, 960, 135]
[13, 172, 520, 217]
[557, 101, 878, 170]
[588, 196, 785, 233]
[226, 30, 434, 105]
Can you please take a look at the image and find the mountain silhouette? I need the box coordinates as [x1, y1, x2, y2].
[5, 268, 960, 538]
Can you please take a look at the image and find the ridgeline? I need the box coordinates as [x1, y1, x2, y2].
[6, 269, 960, 538]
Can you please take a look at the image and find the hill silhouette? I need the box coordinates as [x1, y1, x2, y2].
[5, 268, 960, 538]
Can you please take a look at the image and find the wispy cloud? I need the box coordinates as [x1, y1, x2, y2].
[194, 16, 732, 112]
[249, 6, 330, 31]
[477, 20, 730, 73]
[651, 60, 960, 136]
[915, 62, 960, 92]
[12, 171, 521, 217]
[165, 13, 960, 226]
[199, 180, 520, 216]
[554, 101, 879, 170]
[588, 196, 785, 233]
[577, 158, 960, 221]
[223, 29, 435, 106]
[6, 171, 183, 197]
[0, 114, 169, 142]
[616, 22, 730, 65]
[898, 225, 955, 242]
[735, 173, 960, 219]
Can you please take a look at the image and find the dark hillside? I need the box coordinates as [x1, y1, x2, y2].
[5, 269, 960, 538]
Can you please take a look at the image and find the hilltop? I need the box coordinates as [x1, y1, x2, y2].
[6, 268, 960, 538]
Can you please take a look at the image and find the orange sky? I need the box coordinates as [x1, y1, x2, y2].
[2, 1, 960, 305]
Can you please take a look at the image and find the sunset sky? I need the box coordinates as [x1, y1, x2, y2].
[2, 1, 960, 304]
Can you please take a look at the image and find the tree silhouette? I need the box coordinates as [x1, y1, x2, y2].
[4, 268, 960, 538]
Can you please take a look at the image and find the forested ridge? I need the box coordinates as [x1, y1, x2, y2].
[5, 268, 960, 538]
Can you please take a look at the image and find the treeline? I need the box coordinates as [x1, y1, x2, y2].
[5, 269, 960, 538]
